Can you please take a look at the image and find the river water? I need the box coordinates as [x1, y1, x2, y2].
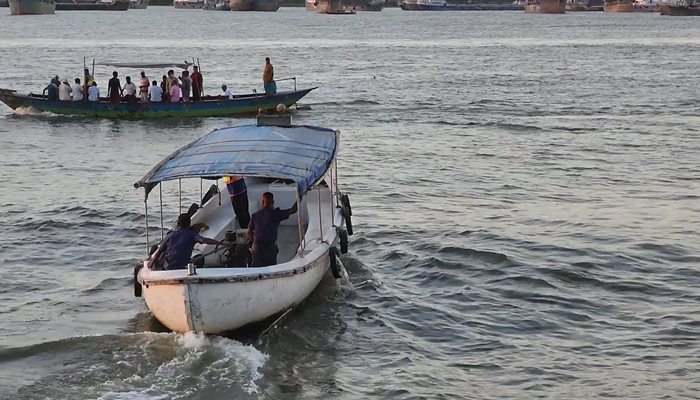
[1, 7, 699, 399]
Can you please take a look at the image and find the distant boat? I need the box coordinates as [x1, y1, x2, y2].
[0, 87, 316, 119]
[55, 0, 130, 10]
[524, 0, 566, 12]
[659, 0, 700, 14]
[230, 0, 280, 11]
[173, 0, 204, 8]
[603, 0, 657, 11]
[400, 0, 418, 9]
[129, 0, 148, 8]
[566, 0, 604, 10]
[0, 0, 9, 6]
[9, 0, 55, 14]
[343, 0, 384, 10]
[305, 0, 354, 11]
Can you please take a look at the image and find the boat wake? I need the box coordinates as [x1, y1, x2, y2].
[3, 332, 268, 399]
[12, 106, 55, 117]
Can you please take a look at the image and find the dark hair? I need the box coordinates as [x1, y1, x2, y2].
[75, 78, 80, 84]
[265, 57, 270, 63]
[193, 65, 199, 71]
[112, 71, 118, 77]
[152, 80, 157, 85]
[126, 76, 131, 82]
[168, 69, 174, 75]
[262, 192, 274, 201]
[177, 213, 191, 229]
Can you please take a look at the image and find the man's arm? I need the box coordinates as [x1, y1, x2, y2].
[286, 202, 298, 215]
[147, 248, 162, 268]
[199, 236, 222, 246]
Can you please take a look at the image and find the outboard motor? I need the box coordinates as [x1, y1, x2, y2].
[220, 230, 251, 267]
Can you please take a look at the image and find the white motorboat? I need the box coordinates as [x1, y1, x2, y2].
[133, 123, 353, 334]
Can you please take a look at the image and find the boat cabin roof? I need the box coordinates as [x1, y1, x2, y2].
[135, 124, 338, 198]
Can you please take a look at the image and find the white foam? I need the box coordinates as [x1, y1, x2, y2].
[12, 106, 54, 117]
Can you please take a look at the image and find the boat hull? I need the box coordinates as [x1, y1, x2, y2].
[9, 0, 55, 14]
[0, 87, 316, 119]
[230, 0, 278, 10]
[141, 249, 332, 333]
[659, 4, 700, 14]
[524, 0, 566, 13]
[173, 0, 203, 8]
[55, 0, 129, 10]
[129, 0, 147, 8]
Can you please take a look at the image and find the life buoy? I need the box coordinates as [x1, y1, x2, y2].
[133, 262, 143, 297]
[341, 206, 353, 236]
[329, 246, 341, 279]
[339, 229, 349, 254]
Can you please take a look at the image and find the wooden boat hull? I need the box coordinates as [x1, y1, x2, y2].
[55, 0, 129, 10]
[173, 0, 203, 8]
[9, 0, 55, 14]
[524, 0, 566, 13]
[0, 87, 315, 119]
[659, 4, 700, 15]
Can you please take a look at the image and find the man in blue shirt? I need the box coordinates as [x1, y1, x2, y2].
[42, 80, 58, 101]
[247, 192, 298, 267]
[148, 213, 222, 270]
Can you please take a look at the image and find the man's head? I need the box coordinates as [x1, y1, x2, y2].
[167, 69, 174, 77]
[193, 66, 199, 72]
[152, 80, 157, 86]
[221, 84, 227, 92]
[126, 76, 131, 83]
[182, 70, 189, 77]
[261, 192, 274, 208]
[140, 71, 146, 77]
[91, 82, 97, 87]
[112, 71, 118, 78]
[177, 213, 191, 229]
[75, 78, 81, 84]
[265, 57, 270, 64]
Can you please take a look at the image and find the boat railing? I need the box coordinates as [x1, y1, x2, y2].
[276, 77, 298, 108]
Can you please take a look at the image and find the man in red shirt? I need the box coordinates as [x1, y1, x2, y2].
[191, 65, 203, 101]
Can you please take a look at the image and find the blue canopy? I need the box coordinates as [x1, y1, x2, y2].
[135, 124, 338, 197]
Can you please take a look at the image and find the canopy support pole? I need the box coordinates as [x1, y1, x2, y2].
[317, 186, 325, 243]
[144, 198, 149, 256]
[178, 179, 182, 213]
[200, 178, 203, 204]
[329, 170, 335, 227]
[296, 186, 305, 255]
[159, 183, 164, 241]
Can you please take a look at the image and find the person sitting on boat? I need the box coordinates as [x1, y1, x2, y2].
[42, 79, 59, 101]
[224, 176, 250, 229]
[87, 82, 100, 102]
[71, 78, 84, 102]
[124, 76, 137, 103]
[58, 79, 72, 102]
[191, 65, 203, 102]
[149, 80, 162, 103]
[160, 75, 168, 102]
[83, 69, 95, 100]
[221, 84, 234, 100]
[148, 213, 223, 271]
[107, 71, 123, 104]
[139, 71, 149, 103]
[247, 192, 298, 267]
[262, 57, 276, 95]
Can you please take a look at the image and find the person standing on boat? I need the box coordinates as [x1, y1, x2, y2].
[221, 84, 234, 99]
[262, 57, 276, 95]
[107, 71, 123, 104]
[191, 65, 203, 102]
[58, 79, 72, 101]
[170, 78, 182, 103]
[160, 75, 168, 102]
[148, 213, 223, 271]
[247, 192, 298, 267]
[42, 79, 58, 101]
[148, 80, 162, 103]
[83, 69, 94, 101]
[124, 76, 137, 103]
[180, 70, 192, 103]
[139, 71, 149, 103]
[224, 176, 250, 229]
[71, 78, 83, 101]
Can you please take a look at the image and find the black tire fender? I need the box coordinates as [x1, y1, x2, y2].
[134, 262, 144, 297]
[329, 246, 341, 279]
[340, 193, 352, 216]
[341, 206, 353, 236]
[339, 229, 349, 254]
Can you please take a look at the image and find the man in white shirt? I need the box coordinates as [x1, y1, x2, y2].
[87, 82, 100, 102]
[148, 80, 162, 103]
[58, 80, 72, 101]
[139, 71, 149, 103]
[71, 78, 84, 101]
[221, 84, 233, 100]
[124, 76, 137, 103]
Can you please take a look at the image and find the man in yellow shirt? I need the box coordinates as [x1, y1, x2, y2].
[263, 57, 276, 95]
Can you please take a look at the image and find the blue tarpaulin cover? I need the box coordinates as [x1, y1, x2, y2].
[136, 124, 338, 196]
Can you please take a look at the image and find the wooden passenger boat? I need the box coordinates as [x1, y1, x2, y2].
[55, 0, 130, 10]
[0, 87, 315, 119]
[8, 0, 55, 14]
[133, 123, 353, 333]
